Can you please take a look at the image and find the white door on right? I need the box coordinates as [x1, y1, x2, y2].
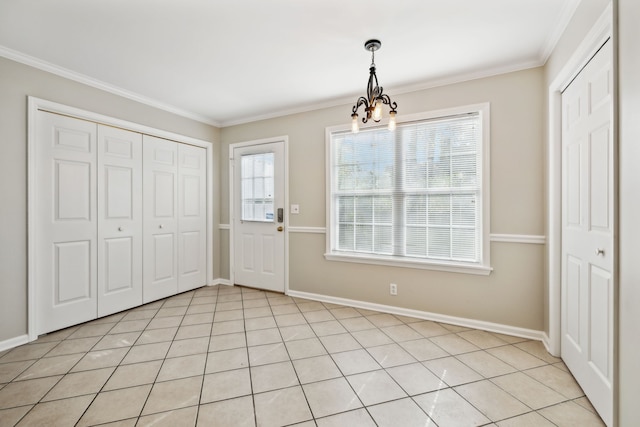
[561, 39, 614, 426]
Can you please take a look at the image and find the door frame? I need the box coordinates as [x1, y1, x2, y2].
[546, 2, 617, 420]
[546, 0, 613, 356]
[228, 136, 289, 294]
[27, 97, 215, 341]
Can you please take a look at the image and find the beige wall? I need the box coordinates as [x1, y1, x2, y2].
[221, 67, 546, 331]
[0, 56, 220, 343]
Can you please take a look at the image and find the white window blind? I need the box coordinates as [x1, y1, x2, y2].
[329, 109, 485, 267]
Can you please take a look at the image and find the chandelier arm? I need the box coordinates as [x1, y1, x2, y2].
[352, 96, 373, 123]
[366, 70, 374, 104]
[378, 94, 398, 112]
[352, 97, 369, 113]
[367, 67, 381, 105]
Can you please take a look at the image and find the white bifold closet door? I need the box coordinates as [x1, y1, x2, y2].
[36, 112, 99, 334]
[142, 136, 207, 302]
[97, 125, 143, 317]
[143, 136, 179, 302]
[177, 143, 207, 292]
[35, 111, 208, 335]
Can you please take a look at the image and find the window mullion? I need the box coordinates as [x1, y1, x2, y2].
[449, 152, 453, 260]
[393, 130, 404, 257]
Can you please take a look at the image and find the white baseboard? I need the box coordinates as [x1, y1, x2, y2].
[541, 332, 560, 357]
[0, 334, 29, 353]
[210, 278, 233, 286]
[287, 290, 545, 342]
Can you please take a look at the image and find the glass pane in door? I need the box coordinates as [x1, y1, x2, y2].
[241, 152, 275, 221]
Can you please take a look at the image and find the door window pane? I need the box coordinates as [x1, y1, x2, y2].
[241, 152, 275, 222]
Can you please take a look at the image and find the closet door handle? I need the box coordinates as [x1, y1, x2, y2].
[159, 224, 164, 229]
[118, 226, 123, 231]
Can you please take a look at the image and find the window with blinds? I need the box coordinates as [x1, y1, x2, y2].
[327, 105, 489, 272]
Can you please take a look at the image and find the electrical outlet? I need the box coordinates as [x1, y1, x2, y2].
[390, 283, 397, 295]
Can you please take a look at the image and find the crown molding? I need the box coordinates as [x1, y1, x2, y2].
[0, 45, 221, 127]
[219, 58, 543, 127]
[2, 42, 549, 129]
[538, 0, 583, 63]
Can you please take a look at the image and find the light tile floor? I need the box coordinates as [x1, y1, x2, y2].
[0, 285, 606, 427]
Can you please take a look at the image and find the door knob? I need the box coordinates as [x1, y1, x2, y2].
[159, 224, 164, 229]
[595, 248, 605, 256]
[118, 226, 123, 231]
[277, 226, 284, 232]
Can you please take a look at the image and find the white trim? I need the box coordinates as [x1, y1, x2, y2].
[0, 44, 536, 129]
[538, 0, 583, 63]
[218, 224, 230, 230]
[210, 278, 233, 287]
[221, 61, 543, 127]
[30, 98, 213, 149]
[546, 4, 612, 357]
[27, 97, 215, 342]
[250, 226, 546, 246]
[541, 332, 559, 357]
[0, 334, 30, 353]
[229, 136, 289, 294]
[490, 234, 546, 245]
[287, 290, 544, 341]
[325, 103, 492, 275]
[324, 252, 493, 276]
[1, 46, 220, 127]
[27, 98, 38, 341]
[288, 226, 326, 234]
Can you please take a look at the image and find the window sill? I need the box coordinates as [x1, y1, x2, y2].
[324, 252, 493, 276]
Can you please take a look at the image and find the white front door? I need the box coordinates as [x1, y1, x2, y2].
[97, 125, 143, 316]
[178, 144, 207, 292]
[35, 111, 98, 334]
[143, 135, 179, 302]
[232, 140, 286, 292]
[561, 39, 614, 426]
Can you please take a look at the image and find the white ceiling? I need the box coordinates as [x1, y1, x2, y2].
[0, 0, 580, 127]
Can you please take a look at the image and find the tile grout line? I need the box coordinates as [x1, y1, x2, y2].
[0, 285, 604, 426]
[194, 284, 219, 427]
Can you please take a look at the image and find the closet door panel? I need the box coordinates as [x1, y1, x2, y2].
[36, 111, 98, 335]
[97, 125, 143, 316]
[178, 144, 207, 292]
[143, 135, 179, 302]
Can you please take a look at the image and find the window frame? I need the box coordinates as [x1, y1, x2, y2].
[325, 103, 492, 275]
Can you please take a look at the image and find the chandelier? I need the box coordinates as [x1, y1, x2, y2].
[351, 39, 398, 133]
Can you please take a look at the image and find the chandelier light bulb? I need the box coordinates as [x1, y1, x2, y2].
[373, 100, 383, 122]
[351, 113, 360, 133]
[388, 111, 397, 131]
